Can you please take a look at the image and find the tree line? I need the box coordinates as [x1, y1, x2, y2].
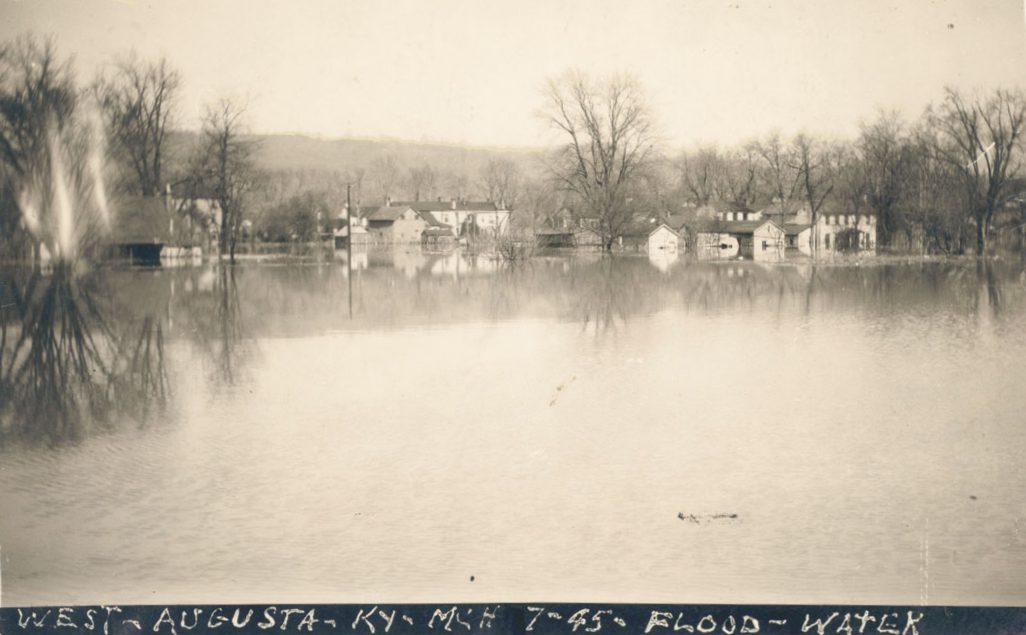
[540, 71, 1026, 256]
[3, 33, 1025, 262]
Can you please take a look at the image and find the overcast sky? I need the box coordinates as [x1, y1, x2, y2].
[2, 0, 1025, 149]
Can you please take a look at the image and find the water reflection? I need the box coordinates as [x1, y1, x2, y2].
[2, 251, 1025, 446]
[0, 264, 170, 444]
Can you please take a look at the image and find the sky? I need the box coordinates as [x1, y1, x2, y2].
[1, 0, 1025, 149]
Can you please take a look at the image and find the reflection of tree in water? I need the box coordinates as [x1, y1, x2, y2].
[566, 256, 646, 333]
[0, 264, 170, 445]
[178, 265, 250, 390]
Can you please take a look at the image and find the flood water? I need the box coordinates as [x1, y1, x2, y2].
[1, 249, 1025, 607]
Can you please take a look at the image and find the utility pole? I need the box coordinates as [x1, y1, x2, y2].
[347, 184, 353, 318]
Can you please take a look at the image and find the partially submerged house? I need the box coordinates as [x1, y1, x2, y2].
[692, 219, 786, 260]
[362, 205, 431, 243]
[698, 200, 761, 222]
[647, 223, 682, 254]
[395, 199, 512, 237]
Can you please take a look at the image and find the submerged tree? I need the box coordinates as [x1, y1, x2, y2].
[543, 71, 656, 250]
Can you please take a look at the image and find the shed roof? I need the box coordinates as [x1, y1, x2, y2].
[111, 196, 173, 245]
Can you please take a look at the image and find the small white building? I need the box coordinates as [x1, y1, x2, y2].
[647, 223, 682, 254]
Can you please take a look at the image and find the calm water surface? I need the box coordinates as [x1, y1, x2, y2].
[1, 249, 1025, 606]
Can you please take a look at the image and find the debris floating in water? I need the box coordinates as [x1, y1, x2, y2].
[677, 512, 740, 524]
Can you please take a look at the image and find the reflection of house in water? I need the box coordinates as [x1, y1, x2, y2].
[333, 248, 370, 271]
[648, 248, 679, 273]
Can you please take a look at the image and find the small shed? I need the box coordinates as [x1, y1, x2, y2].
[647, 223, 681, 254]
[109, 196, 173, 264]
[334, 222, 370, 248]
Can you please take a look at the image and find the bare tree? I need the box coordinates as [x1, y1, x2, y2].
[407, 163, 437, 201]
[370, 154, 402, 202]
[95, 54, 180, 197]
[930, 87, 1026, 256]
[791, 133, 837, 256]
[677, 146, 724, 205]
[850, 111, 913, 247]
[542, 71, 656, 251]
[722, 144, 760, 205]
[754, 132, 800, 204]
[0, 35, 79, 259]
[195, 98, 256, 262]
[482, 157, 522, 208]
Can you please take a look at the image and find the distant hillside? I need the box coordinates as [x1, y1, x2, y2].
[248, 134, 545, 178]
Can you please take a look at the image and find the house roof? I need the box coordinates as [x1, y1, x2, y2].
[701, 199, 755, 214]
[649, 223, 680, 238]
[395, 200, 502, 212]
[691, 219, 782, 235]
[758, 200, 806, 217]
[111, 196, 173, 245]
[363, 205, 417, 222]
[783, 223, 811, 236]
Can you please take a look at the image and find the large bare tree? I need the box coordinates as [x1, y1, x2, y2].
[543, 71, 656, 250]
[754, 132, 800, 205]
[95, 54, 180, 197]
[850, 111, 913, 247]
[481, 157, 522, 209]
[791, 133, 838, 256]
[930, 87, 1026, 256]
[195, 98, 256, 262]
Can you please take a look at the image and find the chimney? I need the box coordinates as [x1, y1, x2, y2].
[385, 195, 392, 207]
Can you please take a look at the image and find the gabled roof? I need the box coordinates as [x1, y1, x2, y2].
[691, 219, 782, 235]
[649, 223, 681, 238]
[783, 223, 811, 236]
[363, 205, 416, 222]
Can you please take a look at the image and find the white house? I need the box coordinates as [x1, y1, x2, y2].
[647, 223, 682, 254]
[692, 219, 786, 260]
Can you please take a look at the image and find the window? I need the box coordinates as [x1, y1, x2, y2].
[825, 234, 831, 249]
[727, 212, 734, 221]
[762, 240, 768, 250]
